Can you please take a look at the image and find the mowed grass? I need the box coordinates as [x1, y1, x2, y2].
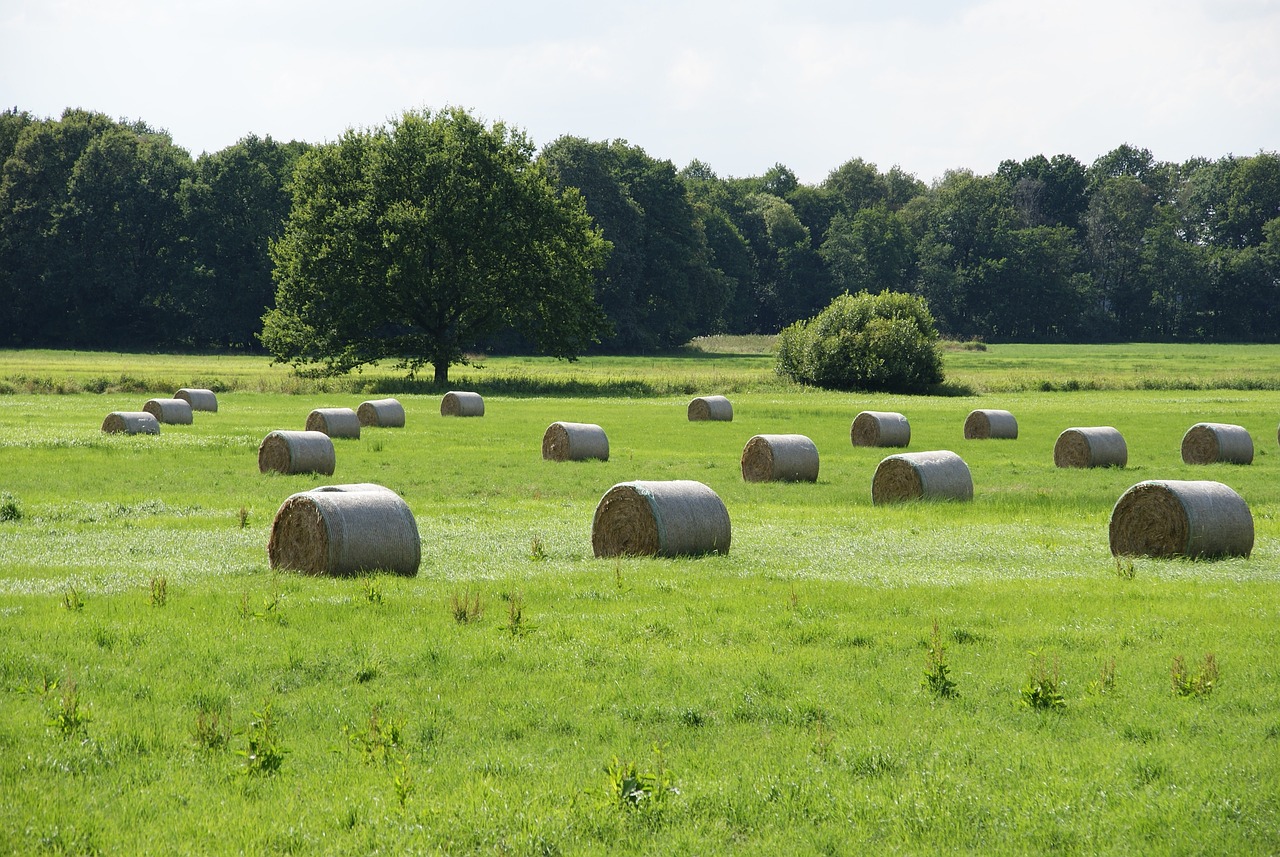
[0, 347, 1279, 854]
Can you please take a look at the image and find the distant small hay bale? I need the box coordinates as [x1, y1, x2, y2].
[741, 434, 819, 482]
[851, 411, 910, 447]
[872, 450, 973, 504]
[358, 398, 406, 428]
[542, 421, 609, 462]
[268, 483, 420, 576]
[258, 430, 336, 476]
[306, 407, 361, 439]
[1054, 427, 1127, 468]
[1181, 422, 1253, 465]
[102, 411, 160, 435]
[441, 391, 484, 417]
[143, 398, 193, 425]
[1109, 479, 1253, 559]
[688, 395, 733, 422]
[591, 480, 731, 558]
[174, 388, 217, 412]
[964, 409, 1018, 439]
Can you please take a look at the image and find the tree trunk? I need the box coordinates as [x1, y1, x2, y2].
[433, 360, 449, 386]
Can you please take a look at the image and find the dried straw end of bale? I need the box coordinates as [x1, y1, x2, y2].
[102, 411, 160, 435]
[688, 395, 733, 421]
[1181, 422, 1253, 465]
[357, 398, 406, 428]
[1054, 427, 1127, 468]
[741, 434, 819, 482]
[964, 409, 1018, 439]
[542, 421, 609, 462]
[143, 398, 193, 425]
[872, 450, 973, 504]
[268, 483, 420, 575]
[1109, 479, 1253, 559]
[591, 480, 731, 558]
[441, 391, 484, 417]
[306, 407, 361, 438]
[851, 411, 910, 447]
[175, 388, 217, 412]
[258, 430, 336, 475]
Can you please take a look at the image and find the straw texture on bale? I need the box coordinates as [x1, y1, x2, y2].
[101, 411, 160, 435]
[143, 398, 193, 425]
[258, 430, 336, 476]
[441, 391, 484, 417]
[872, 450, 973, 504]
[850, 411, 910, 447]
[1109, 479, 1253, 559]
[306, 407, 361, 438]
[268, 483, 420, 575]
[1181, 422, 1253, 465]
[688, 395, 733, 422]
[964, 409, 1018, 439]
[1054, 427, 1127, 468]
[174, 388, 218, 412]
[542, 421, 609, 462]
[741, 434, 819, 482]
[592, 480, 731, 558]
[357, 398, 406, 428]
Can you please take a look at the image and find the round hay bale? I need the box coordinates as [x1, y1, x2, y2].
[143, 398, 193, 425]
[174, 388, 217, 412]
[306, 407, 361, 439]
[872, 450, 973, 504]
[441, 391, 484, 417]
[357, 398, 406, 428]
[1181, 422, 1253, 465]
[851, 411, 910, 447]
[688, 395, 733, 422]
[964, 409, 1018, 439]
[1109, 479, 1253, 559]
[741, 434, 819, 482]
[268, 483, 420, 575]
[1054, 427, 1127, 468]
[101, 411, 160, 435]
[591, 480, 731, 558]
[258, 430, 336, 476]
[542, 421, 609, 462]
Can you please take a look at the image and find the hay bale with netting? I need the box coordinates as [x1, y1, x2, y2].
[964, 409, 1018, 439]
[1181, 422, 1253, 465]
[258, 430, 336, 476]
[591, 480, 731, 557]
[688, 395, 733, 422]
[542, 421, 609, 462]
[741, 434, 819, 482]
[358, 398, 405, 428]
[175, 388, 217, 412]
[872, 450, 973, 504]
[143, 398, 193, 425]
[102, 411, 160, 435]
[1054, 427, 1127, 468]
[306, 407, 361, 439]
[441, 391, 484, 417]
[851, 411, 910, 447]
[268, 483, 420, 575]
[1109, 479, 1253, 559]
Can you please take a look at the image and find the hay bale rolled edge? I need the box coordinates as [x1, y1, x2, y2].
[258, 430, 336, 475]
[542, 421, 609, 462]
[1109, 479, 1253, 559]
[268, 483, 420, 575]
[175, 388, 218, 412]
[441, 391, 484, 417]
[741, 434, 819, 482]
[964, 409, 1018, 440]
[1181, 422, 1253, 465]
[872, 450, 973, 504]
[851, 411, 910, 447]
[591, 480, 731, 557]
[357, 398, 406, 428]
[306, 407, 361, 439]
[143, 397, 193, 425]
[1054, 426, 1127, 468]
[102, 411, 160, 435]
[688, 395, 733, 422]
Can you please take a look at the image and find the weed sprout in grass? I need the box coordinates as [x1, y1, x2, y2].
[48, 679, 91, 738]
[239, 701, 286, 776]
[449, 589, 483, 624]
[1172, 653, 1219, 698]
[149, 576, 168, 607]
[922, 619, 959, 699]
[1021, 652, 1066, 710]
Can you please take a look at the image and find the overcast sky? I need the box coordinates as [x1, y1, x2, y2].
[3, 0, 1278, 184]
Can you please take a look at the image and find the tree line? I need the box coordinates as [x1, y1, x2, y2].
[2, 106, 1279, 354]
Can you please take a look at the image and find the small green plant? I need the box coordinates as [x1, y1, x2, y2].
[191, 706, 228, 751]
[1114, 558, 1136, 580]
[238, 506, 249, 529]
[449, 589, 483, 624]
[393, 755, 415, 809]
[360, 576, 383, 605]
[1021, 652, 1066, 710]
[1172, 653, 1219, 698]
[528, 535, 548, 561]
[505, 590, 527, 637]
[605, 745, 676, 814]
[343, 705, 404, 765]
[1087, 657, 1118, 696]
[239, 701, 286, 776]
[149, 576, 168, 607]
[922, 619, 958, 699]
[48, 680, 91, 738]
[62, 586, 84, 613]
[0, 492, 22, 521]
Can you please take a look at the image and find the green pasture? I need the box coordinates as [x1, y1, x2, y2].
[1, 345, 1279, 854]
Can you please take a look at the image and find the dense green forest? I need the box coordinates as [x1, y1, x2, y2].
[1, 106, 1278, 354]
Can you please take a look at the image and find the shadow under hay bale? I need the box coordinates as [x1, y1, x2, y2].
[1181, 422, 1253, 465]
[872, 450, 973, 504]
[268, 483, 420, 575]
[358, 398, 405, 428]
[851, 411, 910, 447]
[964, 409, 1018, 439]
[175, 388, 217, 412]
[306, 407, 361, 438]
[258, 430, 336, 476]
[741, 434, 819, 482]
[1109, 479, 1253, 559]
[592, 480, 730, 557]
[688, 395, 733, 421]
[441, 391, 484, 417]
[1054, 426, 1127, 468]
[542, 421, 609, 462]
[143, 398, 193, 425]
[102, 411, 160, 435]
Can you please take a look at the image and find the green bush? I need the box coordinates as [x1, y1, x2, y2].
[775, 291, 944, 393]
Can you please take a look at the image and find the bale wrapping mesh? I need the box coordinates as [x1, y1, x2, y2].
[741, 434, 819, 482]
[542, 421, 610, 461]
[851, 411, 910, 447]
[964, 409, 1018, 440]
[591, 480, 731, 557]
[441, 391, 485, 417]
[1109, 479, 1253, 559]
[688, 396, 733, 422]
[1181, 422, 1253, 465]
[268, 483, 420, 575]
[306, 407, 361, 439]
[1054, 427, 1127, 468]
[872, 450, 973, 504]
[358, 398, 406, 428]
[258, 430, 336, 475]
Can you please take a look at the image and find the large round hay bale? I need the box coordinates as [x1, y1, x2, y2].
[851, 411, 910, 447]
[268, 483, 420, 575]
[102, 411, 160, 435]
[964, 409, 1018, 439]
[1054, 427, 1127, 468]
[688, 395, 733, 422]
[441, 391, 484, 417]
[258, 430, 336, 476]
[1181, 422, 1253, 465]
[591, 480, 731, 558]
[357, 398, 406, 428]
[542, 421, 609, 462]
[741, 434, 819, 482]
[306, 407, 361, 439]
[143, 398, 193, 425]
[174, 388, 217, 412]
[1109, 480, 1253, 559]
[872, 450, 973, 504]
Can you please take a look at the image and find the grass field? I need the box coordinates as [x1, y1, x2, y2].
[1, 344, 1279, 854]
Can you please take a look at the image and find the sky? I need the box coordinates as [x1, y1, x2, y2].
[3, 0, 1278, 185]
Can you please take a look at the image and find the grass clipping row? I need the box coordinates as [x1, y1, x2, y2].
[1109, 479, 1252, 559]
[592, 480, 730, 558]
[268, 483, 420, 575]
